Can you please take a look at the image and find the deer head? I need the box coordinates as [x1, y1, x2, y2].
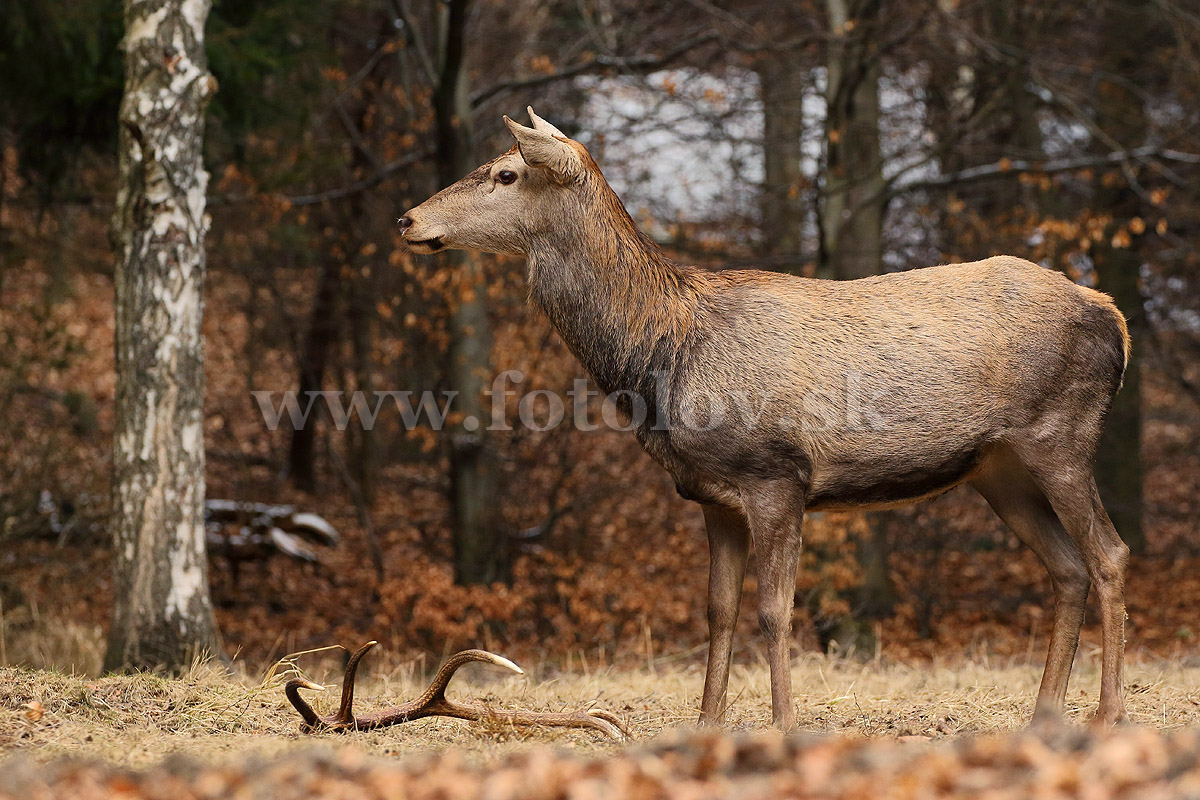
[398, 107, 602, 255]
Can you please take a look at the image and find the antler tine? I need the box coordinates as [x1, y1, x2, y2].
[420, 651, 628, 741]
[421, 649, 523, 706]
[587, 708, 631, 740]
[472, 706, 628, 741]
[335, 641, 378, 724]
[283, 677, 326, 731]
[581, 714, 626, 741]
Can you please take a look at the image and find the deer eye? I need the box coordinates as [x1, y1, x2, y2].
[496, 169, 518, 185]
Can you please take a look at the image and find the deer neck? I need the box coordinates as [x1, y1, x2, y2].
[526, 201, 697, 399]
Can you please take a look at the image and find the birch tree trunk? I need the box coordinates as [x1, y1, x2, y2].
[104, 0, 222, 672]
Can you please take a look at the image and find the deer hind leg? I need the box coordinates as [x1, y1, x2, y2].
[741, 481, 805, 731]
[972, 447, 1090, 723]
[1038, 473, 1129, 726]
[699, 504, 751, 725]
[1011, 440, 1130, 727]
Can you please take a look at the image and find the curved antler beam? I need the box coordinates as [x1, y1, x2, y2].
[284, 641, 629, 741]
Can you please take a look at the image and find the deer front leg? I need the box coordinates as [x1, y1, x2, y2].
[699, 504, 750, 725]
[744, 483, 806, 731]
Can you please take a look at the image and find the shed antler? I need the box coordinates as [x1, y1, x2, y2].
[283, 641, 628, 740]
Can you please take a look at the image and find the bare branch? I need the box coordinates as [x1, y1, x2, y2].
[889, 146, 1200, 199]
[335, 102, 386, 174]
[285, 149, 435, 206]
[388, 0, 436, 86]
[469, 31, 720, 110]
[323, 430, 385, 585]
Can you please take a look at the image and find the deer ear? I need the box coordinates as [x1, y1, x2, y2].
[526, 106, 568, 139]
[503, 114, 581, 179]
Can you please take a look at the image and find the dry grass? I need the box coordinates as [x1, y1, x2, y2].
[0, 602, 105, 676]
[4, 640, 1200, 769]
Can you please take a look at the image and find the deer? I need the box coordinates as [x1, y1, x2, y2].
[397, 107, 1133, 731]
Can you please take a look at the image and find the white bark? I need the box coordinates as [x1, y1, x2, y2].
[105, 0, 221, 672]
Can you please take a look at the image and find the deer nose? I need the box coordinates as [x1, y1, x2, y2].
[397, 216, 414, 231]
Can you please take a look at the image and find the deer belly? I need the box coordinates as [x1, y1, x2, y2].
[806, 446, 984, 512]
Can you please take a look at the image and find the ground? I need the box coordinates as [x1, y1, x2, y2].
[10, 728, 1200, 800]
[5, 650, 1200, 796]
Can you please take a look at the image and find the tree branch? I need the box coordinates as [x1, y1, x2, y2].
[274, 30, 725, 206]
[888, 146, 1200, 199]
[469, 31, 720, 109]
[334, 101, 386, 175]
[285, 148, 435, 206]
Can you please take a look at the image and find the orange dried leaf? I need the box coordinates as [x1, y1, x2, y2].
[23, 700, 44, 722]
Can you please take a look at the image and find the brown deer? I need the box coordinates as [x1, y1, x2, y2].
[398, 108, 1132, 730]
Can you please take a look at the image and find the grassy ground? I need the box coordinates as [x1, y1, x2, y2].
[4, 644, 1200, 769]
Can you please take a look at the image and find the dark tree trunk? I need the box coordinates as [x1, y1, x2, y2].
[287, 257, 340, 493]
[349, 278, 377, 505]
[1093, 243, 1144, 551]
[820, 0, 894, 627]
[345, 88, 381, 506]
[105, 0, 222, 672]
[756, 52, 807, 268]
[435, 0, 506, 584]
[1090, 0, 1154, 554]
[821, 0, 885, 281]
